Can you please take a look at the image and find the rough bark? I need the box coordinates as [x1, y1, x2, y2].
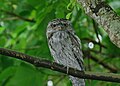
[0, 48, 120, 83]
[77, 0, 120, 48]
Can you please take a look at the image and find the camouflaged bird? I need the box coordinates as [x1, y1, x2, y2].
[46, 19, 85, 86]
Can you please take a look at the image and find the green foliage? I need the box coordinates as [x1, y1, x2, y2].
[0, 0, 120, 86]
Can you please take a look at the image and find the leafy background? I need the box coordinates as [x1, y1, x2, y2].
[0, 0, 120, 86]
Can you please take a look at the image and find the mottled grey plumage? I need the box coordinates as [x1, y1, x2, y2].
[46, 19, 85, 86]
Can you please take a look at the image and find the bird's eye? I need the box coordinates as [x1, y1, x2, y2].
[64, 23, 68, 26]
[51, 24, 56, 27]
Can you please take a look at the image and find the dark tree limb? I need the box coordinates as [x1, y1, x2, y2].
[0, 9, 36, 23]
[0, 48, 120, 83]
[83, 51, 118, 73]
[90, 55, 118, 73]
[92, 19, 102, 52]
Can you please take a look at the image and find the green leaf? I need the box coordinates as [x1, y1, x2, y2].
[5, 63, 45, 86]
[0, 67, 16, 85]
[66, 12, 72, 19]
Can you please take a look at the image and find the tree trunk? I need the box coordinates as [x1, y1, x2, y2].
[77, 0, 120, 48]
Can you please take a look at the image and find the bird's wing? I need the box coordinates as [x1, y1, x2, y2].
[48, 31, 84, 70]
[68, 32, 84, 70]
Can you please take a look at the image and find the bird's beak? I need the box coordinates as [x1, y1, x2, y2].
[58, 26, 62, 30]
[57, 25, 64, 30]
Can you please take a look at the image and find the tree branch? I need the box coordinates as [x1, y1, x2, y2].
[90, 55, 117, 73]
[77, 0, 120, 48]
[0, 9, 36, 23]
[83, 51, 118, 73]
[0, 48, 120, 83]
[92, 19, 102, 52]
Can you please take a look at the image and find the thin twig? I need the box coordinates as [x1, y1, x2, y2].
[83, 51, 118, 73]
[89, 49, 120, 58]
[92, 19, 102, 52]
[0, 9, 36, 23]
[54, 75, 66, 86]
[1, 17, 18, 21]
[90, 55, 117, 73]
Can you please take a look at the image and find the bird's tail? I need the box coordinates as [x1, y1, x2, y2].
[69, 76, 85, 86]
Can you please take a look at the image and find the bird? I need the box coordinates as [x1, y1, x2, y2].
[46, 18, 85, 86]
